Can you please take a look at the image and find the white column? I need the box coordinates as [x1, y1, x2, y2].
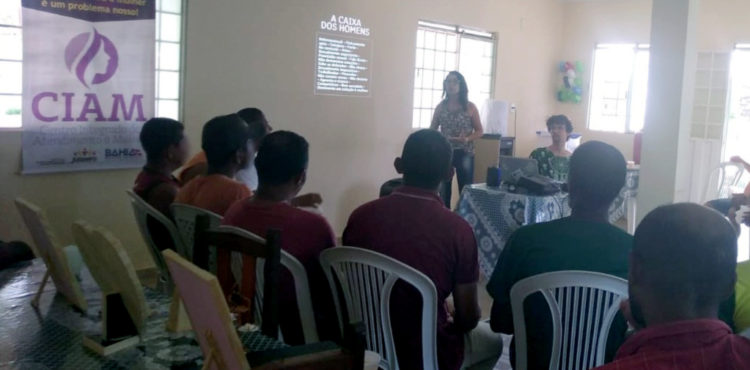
[636, 0, 699, 223]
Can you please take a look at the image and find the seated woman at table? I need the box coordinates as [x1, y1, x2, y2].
[529, 115, 573, 182]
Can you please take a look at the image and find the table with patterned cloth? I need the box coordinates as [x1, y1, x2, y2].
[456, 168, 639, 277]
[0, 259, 287, 369]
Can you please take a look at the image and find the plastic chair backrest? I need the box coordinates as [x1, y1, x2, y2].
[170, 203, 222, 261]
[254, 241, 320, 344]
[319, 246, 438, 370]
[703, 162, 745, 202]
[15, 197, 87, 311]
[510, 271, 628, 370]
[125, 190, 186, 284]
[163, 249, 250, 370]
[194, 221, 282, 338]
[72, 220, 148, 335]
[209, 225, 319, 343]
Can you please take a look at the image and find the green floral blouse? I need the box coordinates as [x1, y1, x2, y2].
[530, 147, 570, 182]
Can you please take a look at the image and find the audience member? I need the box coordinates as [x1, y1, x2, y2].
[175, 114, 252, 305]
[134, 117, 189, 251]
[594, 203, 750, 369]
[134, 117, 189, 216]
[529, 115, 574, 182]
[379, 177, 403, 197]
[179, 108, 271, 187]
[223, 131, 339, 344]
[175, 113, 252, 215]
[487, 141, 631, 369]
[344, 129, 501, 370]
[179, 108, 322, 208]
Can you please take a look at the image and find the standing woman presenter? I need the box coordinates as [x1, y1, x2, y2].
[431, 71, 484, 208]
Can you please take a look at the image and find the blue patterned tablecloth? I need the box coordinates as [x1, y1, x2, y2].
[457, 168, 639, 277]
[609, 168, 640, 222]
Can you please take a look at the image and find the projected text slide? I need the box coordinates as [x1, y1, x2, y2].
[315, 33, 372, 96]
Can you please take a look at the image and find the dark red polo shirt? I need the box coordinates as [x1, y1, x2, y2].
[133, 167, 180, 251]
[594, 319, 750, 370]
[223, 199, 339, 344]
[133, 166, 179, 216]
[343, 186, 479, 370]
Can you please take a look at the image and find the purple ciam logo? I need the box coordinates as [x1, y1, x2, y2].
[64, 29, 119, 88]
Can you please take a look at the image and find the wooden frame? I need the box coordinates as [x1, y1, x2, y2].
[164, 250, 367, 370]
[193, 215, 282, 338]
[164, 249, 251, 370]
[72, 221, 149, 355]
[15, 198, 87, 311]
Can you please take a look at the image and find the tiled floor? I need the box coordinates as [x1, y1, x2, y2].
[477, 276, 512, 370]
[0, 260, 284, 369]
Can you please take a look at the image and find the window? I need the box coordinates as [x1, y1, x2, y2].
[412, 21, 496, 129]
[155, 0, 184, 120]
[0, 3, 22, 128]
[723, 45, 750, 161]
[0, 0, 184, 128]
[588, 44, 650, 134]
[722, 45, 750, 263]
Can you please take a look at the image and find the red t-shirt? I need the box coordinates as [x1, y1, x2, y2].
[133, 167, 180, 216]
[343, 186, 479, 370]
[133, 167, 180, 251]
[223, 199, 339, 344]
[594, 319, 750, 370]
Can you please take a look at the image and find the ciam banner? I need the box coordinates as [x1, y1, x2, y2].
[22, 0, 155, 174]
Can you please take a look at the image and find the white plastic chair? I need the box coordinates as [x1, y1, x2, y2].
[125, 190, 187, 288]
[212, 225, 320, 344]
[703, 162, 745, 203]
[319, 246, 438, 370]
[170, 203, 223, 262]
[510, 271, 628, 370]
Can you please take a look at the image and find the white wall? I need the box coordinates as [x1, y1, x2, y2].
[555, 0, 653, 161]
[6, 0, 747, 267]
[0, 139, 148, 267]
[181, 0, 565, 234]
[0, 0, 565, 267]
[555, 0, 750, 162]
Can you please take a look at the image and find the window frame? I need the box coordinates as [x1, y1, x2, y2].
[587, 43, 650, 134]
[0, 16, 23, 130]
[155, 0, 186, 121]
[411, 20, 497, 129]
[721, 44, 750, 160]
[0, 0, 186, 131]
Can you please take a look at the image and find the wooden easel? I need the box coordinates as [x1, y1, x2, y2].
[166, 291, 192, 332]
[201, 330, 227, 370]
[72, 221, 148, 356]
[30, 270, 50, 309]
[82, 292, 141, 355]
[16, 198, 87, 311]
